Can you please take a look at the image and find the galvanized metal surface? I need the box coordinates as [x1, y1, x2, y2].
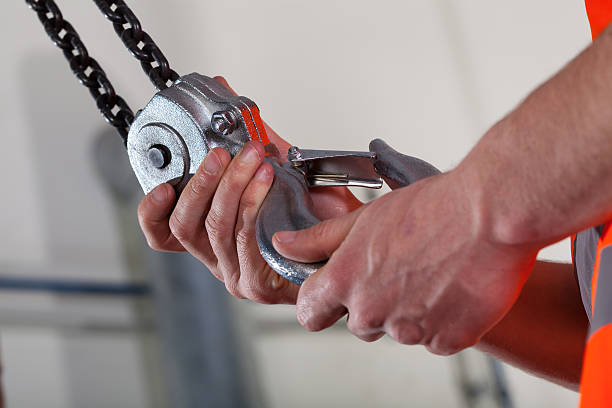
[128, 73, 262, 193]
[127, 74, 440, 285]
[257, 141, 441, 285]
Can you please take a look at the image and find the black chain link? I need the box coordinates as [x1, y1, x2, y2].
[26, 0, 134, 145]
[93, 0, 180, 90]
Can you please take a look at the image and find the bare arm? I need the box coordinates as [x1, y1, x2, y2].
[463, 26, 612, 249]
[478, 261, 588, 391]
[272, 25, 612, 356]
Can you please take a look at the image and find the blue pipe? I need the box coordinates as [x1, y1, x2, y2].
[0, 276, 149, 296]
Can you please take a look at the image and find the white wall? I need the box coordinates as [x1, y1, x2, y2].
[1, 0, 590, 406]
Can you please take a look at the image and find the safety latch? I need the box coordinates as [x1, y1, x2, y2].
[287, 146, 383, 188]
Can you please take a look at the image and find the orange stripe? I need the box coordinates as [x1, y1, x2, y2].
[580, 4, 612, 406]
[249, 105, 271, 147]
[238, 106, 271, 146]
[580, 324, 612, 407]
[239, 106, 259, 142]
[582, 223, 612, 407]
[585, 0, 612, 39]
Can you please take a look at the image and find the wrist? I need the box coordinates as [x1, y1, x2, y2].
[454, 116, 545, 253]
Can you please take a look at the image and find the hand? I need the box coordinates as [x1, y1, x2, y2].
[272, 170, 538, 354]
[137, 77, 361, 304]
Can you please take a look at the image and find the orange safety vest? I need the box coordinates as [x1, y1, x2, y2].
[580, 3, 612, 406]
[579, 224, 612, 407]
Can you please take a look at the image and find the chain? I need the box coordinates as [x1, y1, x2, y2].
[25, 0, 182, 144]
[26, 0, 134, 145]
[93, 0, 179, 90]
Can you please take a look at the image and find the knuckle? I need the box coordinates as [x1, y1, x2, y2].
[136, 204, 148, 227]
[225, 279, 245, 299]
[311, 220, 332, 242]
[169, 213, 193, 242]
[208, 266, 224, 282]
[242, 286, 273, 304]
[296, 309, 323, 332]
[265, 271, 292, 293]
[239, 192, 260, 213]
[318, 264, 349, 299]
[234, 227, 251, 250]
[352, 331, 384, 343]
[362, 333, 385, 343]
[239, 272, 296, 305]
[388, 320, 424, 346]
[404, 303, 428, 322]
[218, 174, 243, 197]
[188, 170, 211, 197]
[145, 236, 164, 251]
[215, 148, 231, 164]
[299, 319, 320, 332]
[426, 332, 475, 356]
[205, 209, 230, 240]
[347, 310, 383, 336]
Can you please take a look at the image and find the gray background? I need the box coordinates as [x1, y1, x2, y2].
[1, 0, 589, 406]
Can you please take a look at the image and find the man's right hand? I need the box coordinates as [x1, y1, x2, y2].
[137, 139, 306, 303]
[138, 137, 361, 304]
[136, 78, 362, 304]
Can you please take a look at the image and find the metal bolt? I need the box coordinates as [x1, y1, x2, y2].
[211, 111, 237, 135]
[288, 146, 302, 160]
[147, 145, 170, 169]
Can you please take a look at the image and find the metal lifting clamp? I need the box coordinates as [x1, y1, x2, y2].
[26, 0, 440, 285]
[128, 73, 440, 285]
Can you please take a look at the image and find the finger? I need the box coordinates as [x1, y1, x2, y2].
[309, 186, 363, 220]
[347, 321, 385, 342]
[348, 323, 385, 343]
[235, 163, 274, 260]
[346, 308, 386, 343]
[138, 184, 184, 252]
[206, 141, 266, 285]
[385, 318, 425, 346]
[170, 148, 230, 271]
[234, 163, 300, 303]
[272, 208, 362, 263]
[262, 120, 291, 156]
[213, 76, 238, 96]
[233, 162, 273, 291]
[213, 76, 295, 158]
[360, 332, 386, 342]
[295, 259, 350, 331]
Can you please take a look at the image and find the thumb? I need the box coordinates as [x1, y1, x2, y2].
[272, 209, 362, 263]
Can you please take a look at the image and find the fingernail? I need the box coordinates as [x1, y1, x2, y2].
[204, 151, 221, 175]
[151, 185, 167, 203]
[254, 165, 271, 181]
[275, 231, 296, 243]
[240, 144, 260, 164]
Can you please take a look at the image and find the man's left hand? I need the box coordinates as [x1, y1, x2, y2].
[272, 170, 538, 355]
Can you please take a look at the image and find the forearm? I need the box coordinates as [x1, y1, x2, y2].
[477, 261, 588, 390]
[458, 25, 612, 248]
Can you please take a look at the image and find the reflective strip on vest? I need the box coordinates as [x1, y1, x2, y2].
[579, 4, 612, 406]
[580, 224, 612, 407]
[581, 324, 612, 407]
